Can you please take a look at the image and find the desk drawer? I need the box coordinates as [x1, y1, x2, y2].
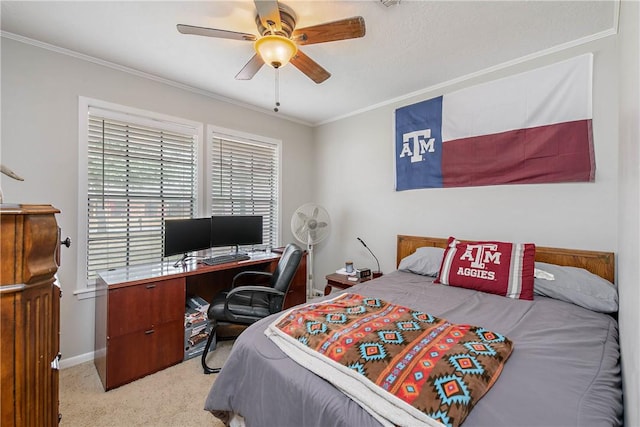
[105, 319, 183, 390]
[107, 277, 185, 337]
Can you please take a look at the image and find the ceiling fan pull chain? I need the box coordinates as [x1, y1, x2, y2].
[274, 68, 281, 112]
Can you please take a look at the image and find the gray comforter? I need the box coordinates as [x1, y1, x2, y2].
[204, 271, 623, 426]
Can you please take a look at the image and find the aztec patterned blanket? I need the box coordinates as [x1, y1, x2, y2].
[265, 293, 513, 427]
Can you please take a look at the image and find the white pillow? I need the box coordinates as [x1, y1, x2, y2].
[398, 247, 445, 277]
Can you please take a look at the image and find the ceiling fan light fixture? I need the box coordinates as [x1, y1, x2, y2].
[254, 35, 298, 68]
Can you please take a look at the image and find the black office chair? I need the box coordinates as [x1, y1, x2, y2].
[201, 243, 303, 374]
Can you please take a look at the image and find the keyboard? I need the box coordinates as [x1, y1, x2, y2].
[202, 253, 251, 266]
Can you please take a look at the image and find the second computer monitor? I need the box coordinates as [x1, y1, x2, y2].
[210, 215, 263, 250]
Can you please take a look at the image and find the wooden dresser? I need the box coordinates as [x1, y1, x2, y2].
[0, 204, 62, 426]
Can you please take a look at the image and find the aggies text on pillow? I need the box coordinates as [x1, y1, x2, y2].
[436, 237, 535, 300]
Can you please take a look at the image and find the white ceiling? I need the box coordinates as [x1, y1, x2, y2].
[1, 1, 616, 126]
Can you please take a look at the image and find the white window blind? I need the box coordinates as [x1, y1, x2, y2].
[210, 135, 279, 251]
[86, 111, 198, 282]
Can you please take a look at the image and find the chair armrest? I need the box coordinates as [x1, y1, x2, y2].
[226, 285, 285, 299]
[224, 285, 286, 316]
[232, 271, 272, 287]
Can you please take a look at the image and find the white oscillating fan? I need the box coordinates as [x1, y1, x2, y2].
[291, 203, 331, 298]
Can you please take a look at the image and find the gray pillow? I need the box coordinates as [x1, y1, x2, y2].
[398, 247, 445, 277]
[534, 262, 618, 313]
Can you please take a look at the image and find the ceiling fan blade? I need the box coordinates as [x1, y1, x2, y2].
[254, 0, 282, 32]
[290, 50, 331, 84]
[235, 54, 265, 80]
[292, 17, 365, 45]
[177, 24, 256, 41]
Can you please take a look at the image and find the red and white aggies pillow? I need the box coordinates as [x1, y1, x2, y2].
[435, 236, 535, 300]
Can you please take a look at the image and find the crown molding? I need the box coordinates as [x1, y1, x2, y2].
[1, 31, 313, 127]
[317, 15, 619, 127]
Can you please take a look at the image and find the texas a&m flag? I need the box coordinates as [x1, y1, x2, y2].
[395, 54, 594, 190]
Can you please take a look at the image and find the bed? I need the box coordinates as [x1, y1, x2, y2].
[204, 235, 623, 426]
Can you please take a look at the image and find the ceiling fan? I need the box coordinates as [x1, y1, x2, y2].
[177, 0, 366, 84]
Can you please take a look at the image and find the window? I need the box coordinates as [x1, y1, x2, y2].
[79, 98, 202, 286]
[208, 127, 281, 252]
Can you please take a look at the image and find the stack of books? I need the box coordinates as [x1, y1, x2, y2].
[184, 296, 213, 361]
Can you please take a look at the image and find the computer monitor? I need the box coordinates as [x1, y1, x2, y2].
[163, 218, 212, 257]
[210, 215, 263, 252]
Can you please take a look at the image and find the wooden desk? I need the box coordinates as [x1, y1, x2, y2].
[324, 273, 370, 295]
[94, 252, 306, 390]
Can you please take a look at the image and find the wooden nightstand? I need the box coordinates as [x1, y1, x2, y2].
[324, 273, 370, 295]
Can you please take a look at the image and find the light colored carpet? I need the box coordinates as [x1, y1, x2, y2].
[59, 342, 233, 426]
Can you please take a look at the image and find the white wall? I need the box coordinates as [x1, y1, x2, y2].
[616, 1, 640, 425]
[0, 38, 315, 364]
[313, 37, 619, 276]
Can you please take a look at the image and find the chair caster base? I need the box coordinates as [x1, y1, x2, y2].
[203, 366, 221, 375]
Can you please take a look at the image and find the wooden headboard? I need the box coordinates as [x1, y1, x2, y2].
[396, 235, 615, 283]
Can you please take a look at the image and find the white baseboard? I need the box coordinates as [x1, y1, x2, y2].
[60, 351, 94, 370]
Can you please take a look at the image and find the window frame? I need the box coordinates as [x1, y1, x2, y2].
[76, 97, 204, 298]
[205, 125, 282, 252]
